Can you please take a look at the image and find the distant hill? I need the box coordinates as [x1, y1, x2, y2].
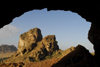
[0, 45, 17, 53]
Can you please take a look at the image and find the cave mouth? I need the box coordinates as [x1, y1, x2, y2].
[0, 8, 94, 53]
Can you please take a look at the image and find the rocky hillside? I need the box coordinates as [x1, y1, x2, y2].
[0, 45, 17, 53]
[5, 28, 59, 63]
[52, 45, 95, 67]
[0, 45, 95, 67]
[1, 28, 96, 67]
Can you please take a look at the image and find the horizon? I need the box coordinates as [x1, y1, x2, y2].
[0, 8, 94, 52]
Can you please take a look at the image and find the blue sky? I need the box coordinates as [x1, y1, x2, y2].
[0, 8, 94, 52]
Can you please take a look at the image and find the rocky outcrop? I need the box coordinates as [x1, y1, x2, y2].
[5, 28, 59, 62]
[3, 27, 96, 67]
[17, 28, 42, 55]
[0, 45, 17, 53]
[52, 45, 95, 67]
[29, 35, 59, 61]
[42, 35, 59, 54]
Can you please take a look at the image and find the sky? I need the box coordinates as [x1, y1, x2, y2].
[0, 8, 94, 52]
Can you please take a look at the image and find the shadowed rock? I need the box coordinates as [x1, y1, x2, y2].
[52, 45, 95, 67]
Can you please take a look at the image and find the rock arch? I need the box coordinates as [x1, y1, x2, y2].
[1, 5, 100, 64]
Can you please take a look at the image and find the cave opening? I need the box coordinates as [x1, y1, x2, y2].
[0, 8, 94, 53]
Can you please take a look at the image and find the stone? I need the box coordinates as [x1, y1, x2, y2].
[28, 35, 59, 61]
[42, 35, 59, 54]
[17, 28, 42, 55]
[10, 28, 60, 62]
[52, 45, 94, 67]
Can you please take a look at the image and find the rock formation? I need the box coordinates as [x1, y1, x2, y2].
[17, 28, 42, 55]
[1, 44, 95, 67]
[5, 28, 59, 62]
[2, 28, 96, 67]
[0, 45, 17, 53]
[52, 45, 95, 67]
[42, 35, 59, 54]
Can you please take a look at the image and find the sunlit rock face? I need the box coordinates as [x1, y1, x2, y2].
[8, 28, 60, 62]
[18, 28, 43, 55]
[28, 35, 59, 61]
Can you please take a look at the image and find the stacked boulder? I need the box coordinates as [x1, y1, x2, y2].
[17, 28, 42, 55]
[13, 28, 59, 62]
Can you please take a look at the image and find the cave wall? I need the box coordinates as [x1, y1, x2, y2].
[88, 23, 100, 63]
[1, 3, 100, 64]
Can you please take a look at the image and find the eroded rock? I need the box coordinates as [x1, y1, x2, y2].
[18, 28, 42, 55]
[28, 35, 59, 61]
[6, 28, 59, 62]
[42, 35, 59, 54]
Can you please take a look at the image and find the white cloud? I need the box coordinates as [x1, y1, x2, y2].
[0, 24, 19, 38]
[0, 24, 20, 45]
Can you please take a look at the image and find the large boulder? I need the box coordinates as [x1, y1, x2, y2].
[28, 35, 59, 61]
[17, 28, 42, 55]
